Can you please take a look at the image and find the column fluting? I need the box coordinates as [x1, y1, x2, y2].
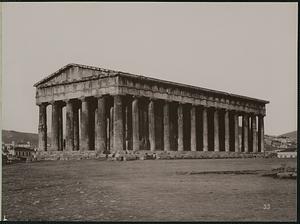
[51, 102, 59, 151]
[80, 98, 90, 151]
[243, 114, 249, 153]
[214, 108, 219, 152]
[65, 100, 74, 151]
[177, 103, 184, 151]
[73, 103, 79, 151]
[234, 113, 239, 152]
[113, 95, 124, 152]
[38, 103, 47, 151]
[132, 97, 139, 151]
[163, 101, 170, 151]
[258, 115, 265, 153]
[224, 110, 230, 152]
[202, 107, 208, 152]
[95, 96, 107, 153]
[190, 105, 197, 152]
[148, 99, 155, 151]
[252, 115, 258, 153]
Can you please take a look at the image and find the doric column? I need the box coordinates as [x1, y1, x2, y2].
[110, 106, 114, 151]
[163, 101, 170, 151]
[252, 115, 258, 153]
[95, 96, 107, 153]
[51, 102, 59, 151]
[224, 110, 230, 152]
[258, 115, 265, 152]
[132, 97, 139, 151]
[203, 107, 208, 151]
[80, 98, 90, 151]
[113, 95, 124, 152]
[38, 103, 47, 151]
[234, 113, 239, 152]
[214, 108, 219, 152]
[73, 104, 79, 151]
[177, 103, 184, 151]
[148, 99, 155, 151]
[248, 116, 252, 152]
[57, 104, 63, 151]
[190, 105, 196, 152]
[106, 116, 110, 152]
[124, 103, 129, 151]
[65, 100, 74, 151]
[239, 132, 242, 152]
[243, 113, 249, 153]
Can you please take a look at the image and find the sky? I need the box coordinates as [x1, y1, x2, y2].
[1, 2, 298, 136]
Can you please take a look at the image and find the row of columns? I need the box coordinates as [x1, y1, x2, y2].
[38, 95, 265, 153]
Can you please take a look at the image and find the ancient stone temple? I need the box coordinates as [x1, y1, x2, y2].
[34, 63, 269, 158]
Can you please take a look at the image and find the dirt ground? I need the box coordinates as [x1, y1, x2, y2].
[2, 158, 297, 221]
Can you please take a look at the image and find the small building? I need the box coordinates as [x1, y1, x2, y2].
[16, 141, 32, 148]
[8, 147, 16, 156]
[277, 148, 297, 159]
[14, 147, 35, 159]
[271, 140, 282, 148]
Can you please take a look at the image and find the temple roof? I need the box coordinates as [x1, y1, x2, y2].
[34, 63, 269, 104]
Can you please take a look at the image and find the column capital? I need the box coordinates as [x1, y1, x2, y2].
[51, 100, 65, 107]
[111, 92, 126, 96]
[148, 97, 156, 102]
[212, 106, 220, 111]
[227, 108, 235, 112]
[37, 102, 49, 106]
[132, 96, 139, 105]
[132, 95, 141, 99]
[242, 112, 250, 117]
[79, 97, 86, 102]
[95, 94, 108, 99]
[63, 99, 73, 103]
[208, 105, 216, 110]
[249, 113, 258, 118]
[148, 98, 155, 104]
[50, 100, 57, 105]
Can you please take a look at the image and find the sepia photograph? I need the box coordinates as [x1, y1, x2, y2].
[1, 2, 298, 222]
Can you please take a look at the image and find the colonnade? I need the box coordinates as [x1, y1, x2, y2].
[38, 95, 265, 153]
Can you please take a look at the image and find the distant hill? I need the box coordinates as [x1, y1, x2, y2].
[2, 129, 297, 148]
[2, 130, 39, 147]
[279, 131, 297, 140]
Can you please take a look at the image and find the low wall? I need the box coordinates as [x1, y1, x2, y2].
[35, 150, 265, 161]
[36, 151, 98, 161]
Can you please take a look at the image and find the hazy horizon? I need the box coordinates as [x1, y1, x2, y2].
[2, 3, 298, 136]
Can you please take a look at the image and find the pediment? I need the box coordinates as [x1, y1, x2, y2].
[34, 63, 119, 88]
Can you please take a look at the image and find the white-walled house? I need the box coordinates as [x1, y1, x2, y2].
[277, 148, 297, 158]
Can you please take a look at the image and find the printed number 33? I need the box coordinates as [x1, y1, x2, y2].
[263, 204, 271, 210]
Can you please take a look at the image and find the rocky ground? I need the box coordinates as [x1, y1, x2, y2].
[2, 158, 297, 221]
